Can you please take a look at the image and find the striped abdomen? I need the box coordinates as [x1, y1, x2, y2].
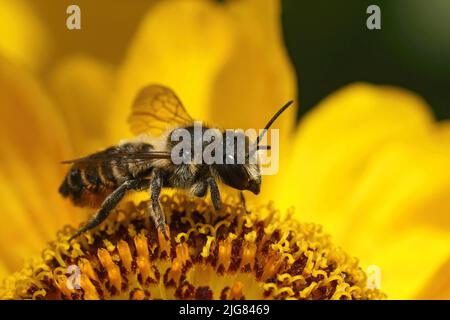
[59, 142, 154, 207]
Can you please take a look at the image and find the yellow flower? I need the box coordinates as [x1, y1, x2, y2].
[1, 195, 384, 300]
[276, 83, 450, 299]
[0, 0, 50, 71]
[0, 0, 449, 300]
[0, 59, 83, 276]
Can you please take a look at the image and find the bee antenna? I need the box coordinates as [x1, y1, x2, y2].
[255, 100, 294, 147]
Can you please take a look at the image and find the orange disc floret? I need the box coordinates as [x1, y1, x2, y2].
[0, 193, 386, 300]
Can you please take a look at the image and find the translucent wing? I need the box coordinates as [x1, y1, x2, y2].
[61, 151, 171, 166]
[128, 85, 194, 137]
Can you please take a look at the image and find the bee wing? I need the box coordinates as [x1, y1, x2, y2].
[61, 151, 172, 166]
[128, 84, 194, 137]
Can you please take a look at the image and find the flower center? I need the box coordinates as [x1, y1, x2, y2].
[0, 194, 385, 300]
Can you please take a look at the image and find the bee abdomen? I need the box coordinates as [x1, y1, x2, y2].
[59, 168, 83, 201]
[59, 142, 155, 207]
[59, 167, 116, 207]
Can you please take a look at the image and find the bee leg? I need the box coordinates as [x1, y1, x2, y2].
[239, 191, 250, 214]
[190, 181, 208, 197]
[206, 177, 222, 211]
[149, 169, 168, 238]
[69, 179, 149, 241]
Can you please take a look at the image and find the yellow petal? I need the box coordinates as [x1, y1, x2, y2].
[0, 58, 82, 273]
[416, 256, 450, 300]
[435, 121, 450, 142]
[338, 133, 450, 299]
[110, 0, 234, 141]
[359, 227, 450, 300]
[0, 171, 46, 271]
[208, 0, 297, 202]
[208, 0, 297, 135]
[0, 260, 9, 279]
[276, 83, 450, 299]
[276, 83, 434, 231]
[0, 0, 50, 71]
[30, 0, 156, 66]
[48, 55, 115, 154]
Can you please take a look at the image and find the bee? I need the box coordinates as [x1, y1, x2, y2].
[59, 85, 293, 240]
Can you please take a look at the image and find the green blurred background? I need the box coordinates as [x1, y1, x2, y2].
[27, 0, 450, 120]
[282, 0, 450, 120]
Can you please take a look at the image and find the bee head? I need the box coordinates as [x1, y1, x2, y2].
[213, 131, 261, 194]
[215, 162, 261, 195]
[214, 99, 293, 195]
